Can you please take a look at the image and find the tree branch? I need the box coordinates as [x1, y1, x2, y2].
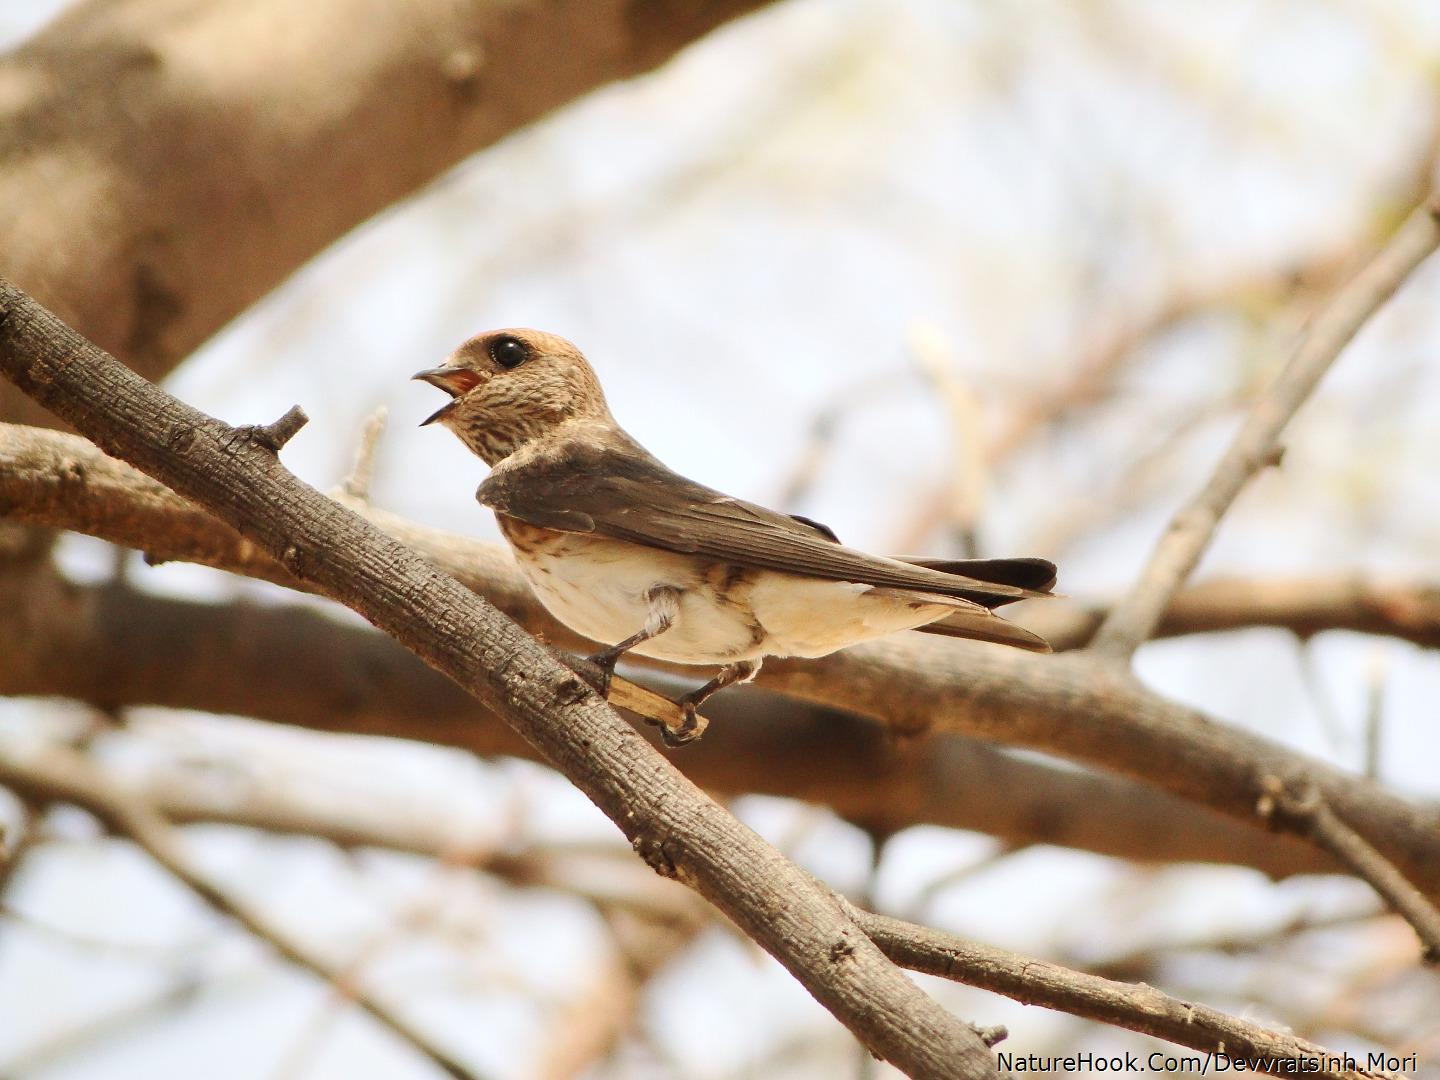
[0, 281, 999, 1078]
[844, 901, 1394, 1080]
[1090, 193, 1440, 660]
[0, 742, 484, 1080]
[1, 420, 1433, 888]
[1259, 778, 1440, 964]
[18, 687, 1336, 887]
[761, 643, 1440, 899]
[0, 0, 778, 428]
[9, 421, 1439, 654]
[1028, 576, 1440, 652]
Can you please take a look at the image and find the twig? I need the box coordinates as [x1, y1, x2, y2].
[1, 902, 214, 960]
[773, 372, 895, 510]
[1029, 575, 1440, 653]
[908, 324, 987, 556]
[339, 407, 389, 502]
[1023, 392, 1240, 560]
[903, 843, 1030, 922]
[0, 974, 205, 1077]
[534, 907, 706, 1080]
[1258, 778, 1440, 965]
[0, 794, 39, 896]
[842, 899, 1394, 1080]
[1297, 640, 1353, 752]
[0, 278, 1000, 1080]
[11, 417, 1440, 660]
[1090, 195, 1440, 660]
[1080, 905, 1387, 982]
[254, 405, 309, 452]
[0, 742, 484, 1080]
[271, 852, 482, 1080]
[1361, 649, 1389, 781]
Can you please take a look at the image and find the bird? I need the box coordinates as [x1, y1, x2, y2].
[414, 329, 1056, 745]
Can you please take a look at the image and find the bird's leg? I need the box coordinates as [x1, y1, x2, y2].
[584, 585, 681, 699]
[663, 658, 762, 747]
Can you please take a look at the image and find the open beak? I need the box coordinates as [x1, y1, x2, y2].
[412, 367, 471, 426]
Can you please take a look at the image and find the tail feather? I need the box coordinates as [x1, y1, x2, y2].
[869, 586, 1054, 653]
[915, 609, 1052, 652]
[898, 556, 1058, 609]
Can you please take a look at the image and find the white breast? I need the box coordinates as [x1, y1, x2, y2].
[505, 526, 960, 666]
[510, 532, 769, 665]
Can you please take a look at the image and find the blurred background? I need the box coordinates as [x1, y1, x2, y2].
[1, 0, 1439, 1076]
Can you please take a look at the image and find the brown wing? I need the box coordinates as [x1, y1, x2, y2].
[477, 438, 1055, 605]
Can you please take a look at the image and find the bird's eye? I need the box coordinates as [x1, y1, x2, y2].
[489, 336, 530, 370]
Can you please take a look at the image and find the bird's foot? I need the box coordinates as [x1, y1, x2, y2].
[582, 651, 620, 699]
[643, 699, 707, 747]
[655, 703, 706, 748]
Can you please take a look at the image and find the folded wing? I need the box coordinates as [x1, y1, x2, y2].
[478, 439, 1057, 609]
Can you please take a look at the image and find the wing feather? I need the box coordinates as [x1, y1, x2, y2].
[478, 440, 1055, 605]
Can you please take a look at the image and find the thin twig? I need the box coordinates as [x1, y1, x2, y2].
[0, 794, 39, 896]
[1079, 905, 1387, 982]
[0, 975, 205, 1077]
[0, 742, 485, 1080]
[339, 407, 389, 502]
[534, 907, 706, 1080]
[1361, 648, 1389, 781]
[248, 405, 310, 453]
[271, 852, 480, 1080]
[908, 324, 987, 557]
[1297, 640, 1353, 752]
[903, 842, 1028, 922]
[1090, 195, 1440, 660]
[1, 902, 215, 960]
[773, 372, 896, 510]
[1258, 778, 1440, 965]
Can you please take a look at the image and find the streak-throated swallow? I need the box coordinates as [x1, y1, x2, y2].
[415, 329, 1056, 745]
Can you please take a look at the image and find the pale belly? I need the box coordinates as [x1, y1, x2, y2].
[499, 518, 956, 665]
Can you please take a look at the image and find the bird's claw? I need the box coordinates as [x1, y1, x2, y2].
[649, 703, 706, 748]
[583, 652, 618, 699]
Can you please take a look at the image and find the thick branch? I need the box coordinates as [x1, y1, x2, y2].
[0, 282, 998, 1077]
[762, 643, 1440, 899]
[847, 903, 1392, 1080]
[3, 634, 1330, 884]
[1091, 195, 1440, 659]
[0, 0, 775, 427]
[8, 422, 1440, 655]
[0, 421, 1425, 887]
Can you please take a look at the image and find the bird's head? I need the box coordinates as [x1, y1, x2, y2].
[413, 328, 612, 464]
